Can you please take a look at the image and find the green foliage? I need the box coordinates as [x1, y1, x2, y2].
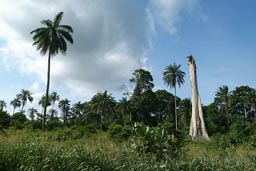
[210, 121, 256, 149]
[83, 124, 97, 134]
[46, 118, 63, 130]
[0, 110, 10, 129]
[130, 122, 182, 159]
[1, 129, 256, 170]
[107, 123, 132, 141]
[228, 121, 248, 144]
[204, 103, 228, 135]
[10, 112, 27, 129]
[24, 120, 42, 130]
[46, 125, 96, 141]
[0, 142, 107, 171]
[154, 90, 175, 123]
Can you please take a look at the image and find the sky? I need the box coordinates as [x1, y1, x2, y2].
[0, 0, 256, 114]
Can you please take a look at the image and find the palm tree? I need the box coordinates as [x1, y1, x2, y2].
[17, 89, 33, 113]
[58, 99, 71, 125]
[10, 97, 22, 114]
[31, 12, 73, 131]
[215, 85, 230, 128]
[28, 108, 38, 121]
[49, 108, 58, 119]
[71, 101, 85, 117]
[38, 95, 51, 114]
[117, 97, 131, 124]
[0, 100, 7, 111]
[50, 91, 60, 109]
[90, 91, 116, 129]
[179, 98, 192, 127]
[163, 63, 185, 130]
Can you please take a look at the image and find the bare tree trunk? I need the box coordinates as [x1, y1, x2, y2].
[188, 56, 210, 141]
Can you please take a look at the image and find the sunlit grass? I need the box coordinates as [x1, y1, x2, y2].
[1, 129, 256, 171]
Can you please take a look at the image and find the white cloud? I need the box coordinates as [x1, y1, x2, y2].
[0, 0, 149, 101]
[147, 0, 204, 35]
[0, 0, 206, 107]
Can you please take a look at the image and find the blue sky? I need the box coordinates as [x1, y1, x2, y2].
[0, 0, 256, 114]
[147, 0, 256, 104]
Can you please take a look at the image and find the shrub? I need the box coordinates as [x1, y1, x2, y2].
[46, 118, 63, 130]
[10, 113, 28, 129]
[0, 110, 10, 129]
[130, 122, 182, 159]
[107, 123, 132, 141]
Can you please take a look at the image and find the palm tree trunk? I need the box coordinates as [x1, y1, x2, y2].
[122, 111, 125, 126]
[100, 113, 103, 130]
[224, 100, 229, 129]
[52, 101, 55, 110]
[42, 52, 51, 132]
[174, 84, 178, 130]
[244, 102, 247, 119]
[13, 107, 15, 115]
[21, 103, 24, 112]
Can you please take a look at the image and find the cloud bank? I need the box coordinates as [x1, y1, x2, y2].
[0, 0, 203, 102]
[0, 0, 149, 100]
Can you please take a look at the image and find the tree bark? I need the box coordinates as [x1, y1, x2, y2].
[224, 99, 229, 128]
[174, 84, 178, 130]
[188, 56, 210, 141]
[42, 52, 51, 132]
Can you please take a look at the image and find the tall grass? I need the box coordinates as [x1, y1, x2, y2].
[0, 129, 256, 171]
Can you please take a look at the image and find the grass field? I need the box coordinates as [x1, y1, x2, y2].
[0, 128, 256, 171]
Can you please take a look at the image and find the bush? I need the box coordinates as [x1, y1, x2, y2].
[84, 124, 97, 134]
[46, 118, 63, 130]
[107, 123, 132, 141]
[130, 122, 182, 159]
[0, 110, 10, 129]
[10, 113, 27, 129]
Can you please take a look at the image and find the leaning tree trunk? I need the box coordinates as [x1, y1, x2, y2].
[188, 56, 210, 141]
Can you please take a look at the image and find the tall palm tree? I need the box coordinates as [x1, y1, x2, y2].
[215, 85, 230, 128]
[90, 91, 116, 129]
[17, 89, 33, 113]
[28, 108, 38, 121]
[0, 100, 7, 111]
[31, 12, 73, 131]
[50, 91, 60, 110]
[163, 63, 185, 130]
[58, 98, 71, 125]
[10, 97, 22, 114]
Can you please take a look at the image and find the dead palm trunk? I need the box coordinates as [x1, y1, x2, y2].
[188, 56, 210, 141]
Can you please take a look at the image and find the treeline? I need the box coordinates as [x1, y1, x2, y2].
[1, 68, 256, 138]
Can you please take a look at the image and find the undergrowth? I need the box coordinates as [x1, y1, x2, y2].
[0, 128, 256, 171]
